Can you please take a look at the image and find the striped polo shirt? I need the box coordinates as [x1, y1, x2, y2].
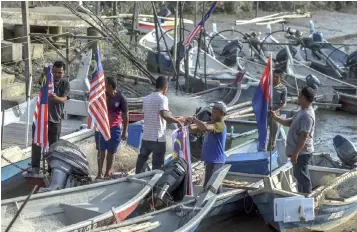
[142, 92, 169, 142]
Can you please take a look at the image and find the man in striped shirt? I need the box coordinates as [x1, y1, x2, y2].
[135, 76, 184, 173]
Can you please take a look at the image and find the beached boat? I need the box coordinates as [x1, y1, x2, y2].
[249, 164, 357, 231]
[94, 165, 230, 232]
[1, 170, 163, 232]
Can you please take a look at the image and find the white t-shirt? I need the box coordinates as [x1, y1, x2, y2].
[142, 92, 169, 142]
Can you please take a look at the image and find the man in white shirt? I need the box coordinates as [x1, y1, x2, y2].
[135, 76, 184, 174]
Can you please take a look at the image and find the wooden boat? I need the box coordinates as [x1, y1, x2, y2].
[249, 164, 357, 231]
[95, 165, 230, 232]
[1, 170, 163, 232]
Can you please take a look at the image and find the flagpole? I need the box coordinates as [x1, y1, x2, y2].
[269, 53, 273, 177]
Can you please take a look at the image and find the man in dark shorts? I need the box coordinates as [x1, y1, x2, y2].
[31, 61, 70, 173]
[268, 68, 287, 151]
[269, 87, 316, 194]
[187, 102, 227, 190]
[95, 77, 129, 179]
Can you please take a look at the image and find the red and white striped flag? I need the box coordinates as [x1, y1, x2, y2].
[183, 1, 219, 48]
[87, 49, 111, 141]
[33, 64, 53, 148]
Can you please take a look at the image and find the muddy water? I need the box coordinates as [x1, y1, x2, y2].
[204, 11, 357, 232]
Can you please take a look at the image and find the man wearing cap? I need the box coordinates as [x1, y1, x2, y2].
[186, 102, 227, 189]
[269, 86, 316, 193]
[268, 68, 287, 151]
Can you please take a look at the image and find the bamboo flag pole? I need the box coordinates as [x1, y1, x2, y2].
[269, 53, 273, 177]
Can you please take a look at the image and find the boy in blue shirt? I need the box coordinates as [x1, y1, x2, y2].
[186, 102, 227, 189]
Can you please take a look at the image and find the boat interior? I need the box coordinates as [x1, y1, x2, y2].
[1, 173, 157, 231]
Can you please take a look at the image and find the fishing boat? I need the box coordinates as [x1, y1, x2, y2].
[1, 170, 163, 232]
[249, 164, 357, 231]
[94, 165, 230, 232]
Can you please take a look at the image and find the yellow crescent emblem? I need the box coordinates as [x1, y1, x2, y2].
[91, 60, 98, 76]
[172, 138, 182, 159]
[40, 74, 46, 87]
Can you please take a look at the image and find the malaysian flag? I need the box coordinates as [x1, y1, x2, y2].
[172, 127, 194, 196]
[183, 1, 219, 48]
[87, 49, 111, 141]
[33, 64, 53, 148]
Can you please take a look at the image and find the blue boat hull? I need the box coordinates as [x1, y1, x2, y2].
[252, 192, 357, 231]
[1, 157, 31, 199]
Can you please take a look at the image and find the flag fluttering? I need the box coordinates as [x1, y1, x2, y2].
[172, 127, 194, 196]
[252, 57, 272, 151]
[33, 64, 53, 148]
[87, 49, 111, 141]
[183, 1, 219, 48]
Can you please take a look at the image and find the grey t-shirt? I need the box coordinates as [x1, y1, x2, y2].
[48, 79, 70, 123]
[272, 84, 287, 111]
[285, 107, 315, 156]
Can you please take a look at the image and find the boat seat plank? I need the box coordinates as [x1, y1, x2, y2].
[61, 203, 102, 225]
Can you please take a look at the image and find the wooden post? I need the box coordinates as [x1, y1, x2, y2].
[194, 2, 197, 26]
[96, 1, 101, 16]
[256, 1, 259, 18]
[172, 1, 179, 80]
[152, 4, 162, 73]
[66, 36, 70, 78]
[22, 1, 33, 148]
[131, 2, 139, 43]
[113, 1, 118, 28]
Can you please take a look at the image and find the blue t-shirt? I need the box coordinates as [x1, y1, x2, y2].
[201, 121, 227, 163]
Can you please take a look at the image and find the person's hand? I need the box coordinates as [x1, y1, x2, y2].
[122, 131, 128, 141]
[185, 116, 195, 124]
[175, 116, 186, 123]
[290, 153, 298, 165]
[268, 110, 277, 120]
[49, 93, 57, 101]
[176, 121, 183, 130]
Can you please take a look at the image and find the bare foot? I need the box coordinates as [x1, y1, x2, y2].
[95, 174, 103, 180]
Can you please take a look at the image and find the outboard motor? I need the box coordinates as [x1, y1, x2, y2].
[221, 40, 243, 67]
[39, 140, 91, 192]
[333, 135, 357, 167]
[153, 157, 188, 208]
[306, 74, 321, 90]
[312, 32, 324, 42]
[347, 50, 357, 79]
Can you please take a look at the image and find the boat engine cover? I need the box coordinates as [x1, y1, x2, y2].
[46, 139, 90, 176]
[347, 51, 357, 78]
[154, 157, 188, 202]
[333, 135, 357, 166]
[221, 40, 243, 67]
[306, 74, 321, 90]
[312, 32, 324, 42]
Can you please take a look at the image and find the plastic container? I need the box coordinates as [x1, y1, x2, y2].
[225, 151, 278, 175]
[127, 124, 144, 149]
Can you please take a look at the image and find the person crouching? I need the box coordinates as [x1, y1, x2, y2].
[186, 102, 227, 190]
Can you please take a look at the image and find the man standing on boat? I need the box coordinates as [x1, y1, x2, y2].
[269, 86, 316, 194]
[31, 61, 70, 173]
[186, 102, 227, 190]
[268, 68, 287, 151]
[135, 76, 184, 174]
[95, 77, 129, 179]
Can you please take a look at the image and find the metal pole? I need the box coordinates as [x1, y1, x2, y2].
[66, 36, 70, 79]
[202, 3, 207, 90]
[152, 4, 162, 73]
[269, 53, 273, 177]
[22, 1, 33, 148]
[1, 105, 4, 151]
[5, 185, 38, 232]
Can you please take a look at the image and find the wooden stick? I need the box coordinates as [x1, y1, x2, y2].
[5, 185, 38, 232]
[91, 216, 154, 232]
[103, 14, 194, 24]
[235, 12, 311, 25]
[227, 101, 252, 112]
